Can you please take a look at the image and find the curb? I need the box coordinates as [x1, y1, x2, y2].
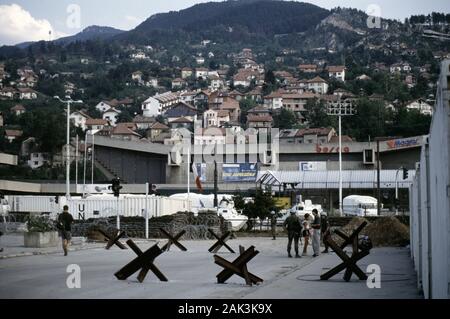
[0, 244, 104, 259]
[0, 239, 156, 259]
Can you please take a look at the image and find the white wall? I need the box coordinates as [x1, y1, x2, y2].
[410, 60, 450, 299]
[142, 97, 161, 117]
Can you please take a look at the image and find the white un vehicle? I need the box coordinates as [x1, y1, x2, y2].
[343, 195, 378, 217]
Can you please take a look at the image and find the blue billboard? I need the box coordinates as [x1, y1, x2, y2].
[222, 163, 258, 182]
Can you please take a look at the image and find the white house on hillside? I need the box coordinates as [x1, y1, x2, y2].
[70, 111, 91, 130]
[195, 68, 209, 79]
[102, 108, 121, 126]
[18, 88, 38, 99]
[307, 76, 329, 94]
[406, 98, 433, 116]
[203, 109, 230, 128]
[327, 66, 346, 82]
[95, 101, 114, 113]
[263, 91, 283, 109]
[27, 152, 51, 169]
[141, 92, 180, 117]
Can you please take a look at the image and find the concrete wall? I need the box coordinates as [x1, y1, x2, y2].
[410, 60, 450, 299]
[95, 145, 167, 184]
[24, 231, 59, 248]
[0, 153, 18, 166]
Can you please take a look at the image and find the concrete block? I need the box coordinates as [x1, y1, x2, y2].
[24, 231, 59, 248]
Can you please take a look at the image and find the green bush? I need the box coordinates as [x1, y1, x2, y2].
[26, 215, 57, 233]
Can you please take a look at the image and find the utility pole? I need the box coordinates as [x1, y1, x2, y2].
[145, 182, 149, 239]
[54, 96, 83, 199]
[338, 114, 343, 215]
[213, 160, 218, 208]
[377, 139, 381, 216]
[83, 132, 88, 197]
[327, 97, 355, 216]
[187, 146, 190, 198]
[91, 134, 95, 185]
[75, 134, 79, 193]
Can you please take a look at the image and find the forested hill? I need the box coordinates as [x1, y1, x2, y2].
[54, 26, 124, 45]
[130, 0, 330, 36]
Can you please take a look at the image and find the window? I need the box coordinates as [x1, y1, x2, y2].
[364, 149, 374, 164]
[34, 161, 39, 165]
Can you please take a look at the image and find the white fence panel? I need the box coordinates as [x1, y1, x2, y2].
[7, 194, 191, 222]
[8, 196, 57, 214]
[410, 60, 450, 299]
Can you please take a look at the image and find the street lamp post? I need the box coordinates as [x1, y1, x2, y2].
[83, 131, 88, 197]
[54, 96, 83, 199]
[327, 97, 355, 216]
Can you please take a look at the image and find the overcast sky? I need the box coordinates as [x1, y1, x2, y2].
[0, 0, 449, 45]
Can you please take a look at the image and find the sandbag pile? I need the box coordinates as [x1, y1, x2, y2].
[331, 216, 410, 247]
[72, 211, 225, 240]
[364, 217, 410, 247]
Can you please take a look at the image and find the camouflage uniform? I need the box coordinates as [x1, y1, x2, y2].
[283, 214, 302, 257]
[270, 213, 277, 240]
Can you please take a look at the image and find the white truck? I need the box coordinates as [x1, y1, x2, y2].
[343, 195, 378, 217]
[0, 198, 10, 216]
[169, 193, 248, 231]
[277, 200, 325, 224]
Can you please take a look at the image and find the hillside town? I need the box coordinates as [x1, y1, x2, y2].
[0, 1, 450, 303]
[0, 39, 442, 172]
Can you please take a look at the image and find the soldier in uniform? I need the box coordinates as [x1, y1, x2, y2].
[311, 209, 321, 257]
[270, 210, 277, 240]
[283, 210, 302, 258]
[321, 213, 331, 253]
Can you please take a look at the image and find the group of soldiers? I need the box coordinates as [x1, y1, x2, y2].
[53, 205, 331, 259]
[270, 208, 330, 258]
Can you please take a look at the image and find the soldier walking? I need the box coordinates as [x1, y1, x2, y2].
[57, 205, 74, 256]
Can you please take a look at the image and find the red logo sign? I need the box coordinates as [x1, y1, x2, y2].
[316, 145, 350, 153]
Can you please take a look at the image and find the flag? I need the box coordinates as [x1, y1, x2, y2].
[192, 163, 203, 192]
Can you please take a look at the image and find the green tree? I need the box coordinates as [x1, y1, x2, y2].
[342, 98, 388, 141]
[232, 193, 246, 212]
[273, 108, 297, 129]
[19, 108, 66, 155]
[387, 108, 431, 138]
[239, 98, 257, 124]
[242, 190, 275, 220]
[305, 98, 335, 128]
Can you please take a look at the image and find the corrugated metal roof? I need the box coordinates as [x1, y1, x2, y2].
[257, 170, 416, 189]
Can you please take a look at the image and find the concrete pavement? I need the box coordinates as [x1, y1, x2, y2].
[0, 236, 422, 299]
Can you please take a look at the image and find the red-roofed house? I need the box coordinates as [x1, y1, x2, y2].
[86, 118, 109, 131]
[298, 64, 318, 73]
[247, 114, 273, 129]
[110, 123, 141, 141]
[5, 129, 23, 142]
[10, 104, 26, 116]
[307, 76, 329, 94]
[296, 127, 336, 144]
[327, 66, 346, 82]
[18, 88, 38, 100]
[203, 109, 230, 128]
